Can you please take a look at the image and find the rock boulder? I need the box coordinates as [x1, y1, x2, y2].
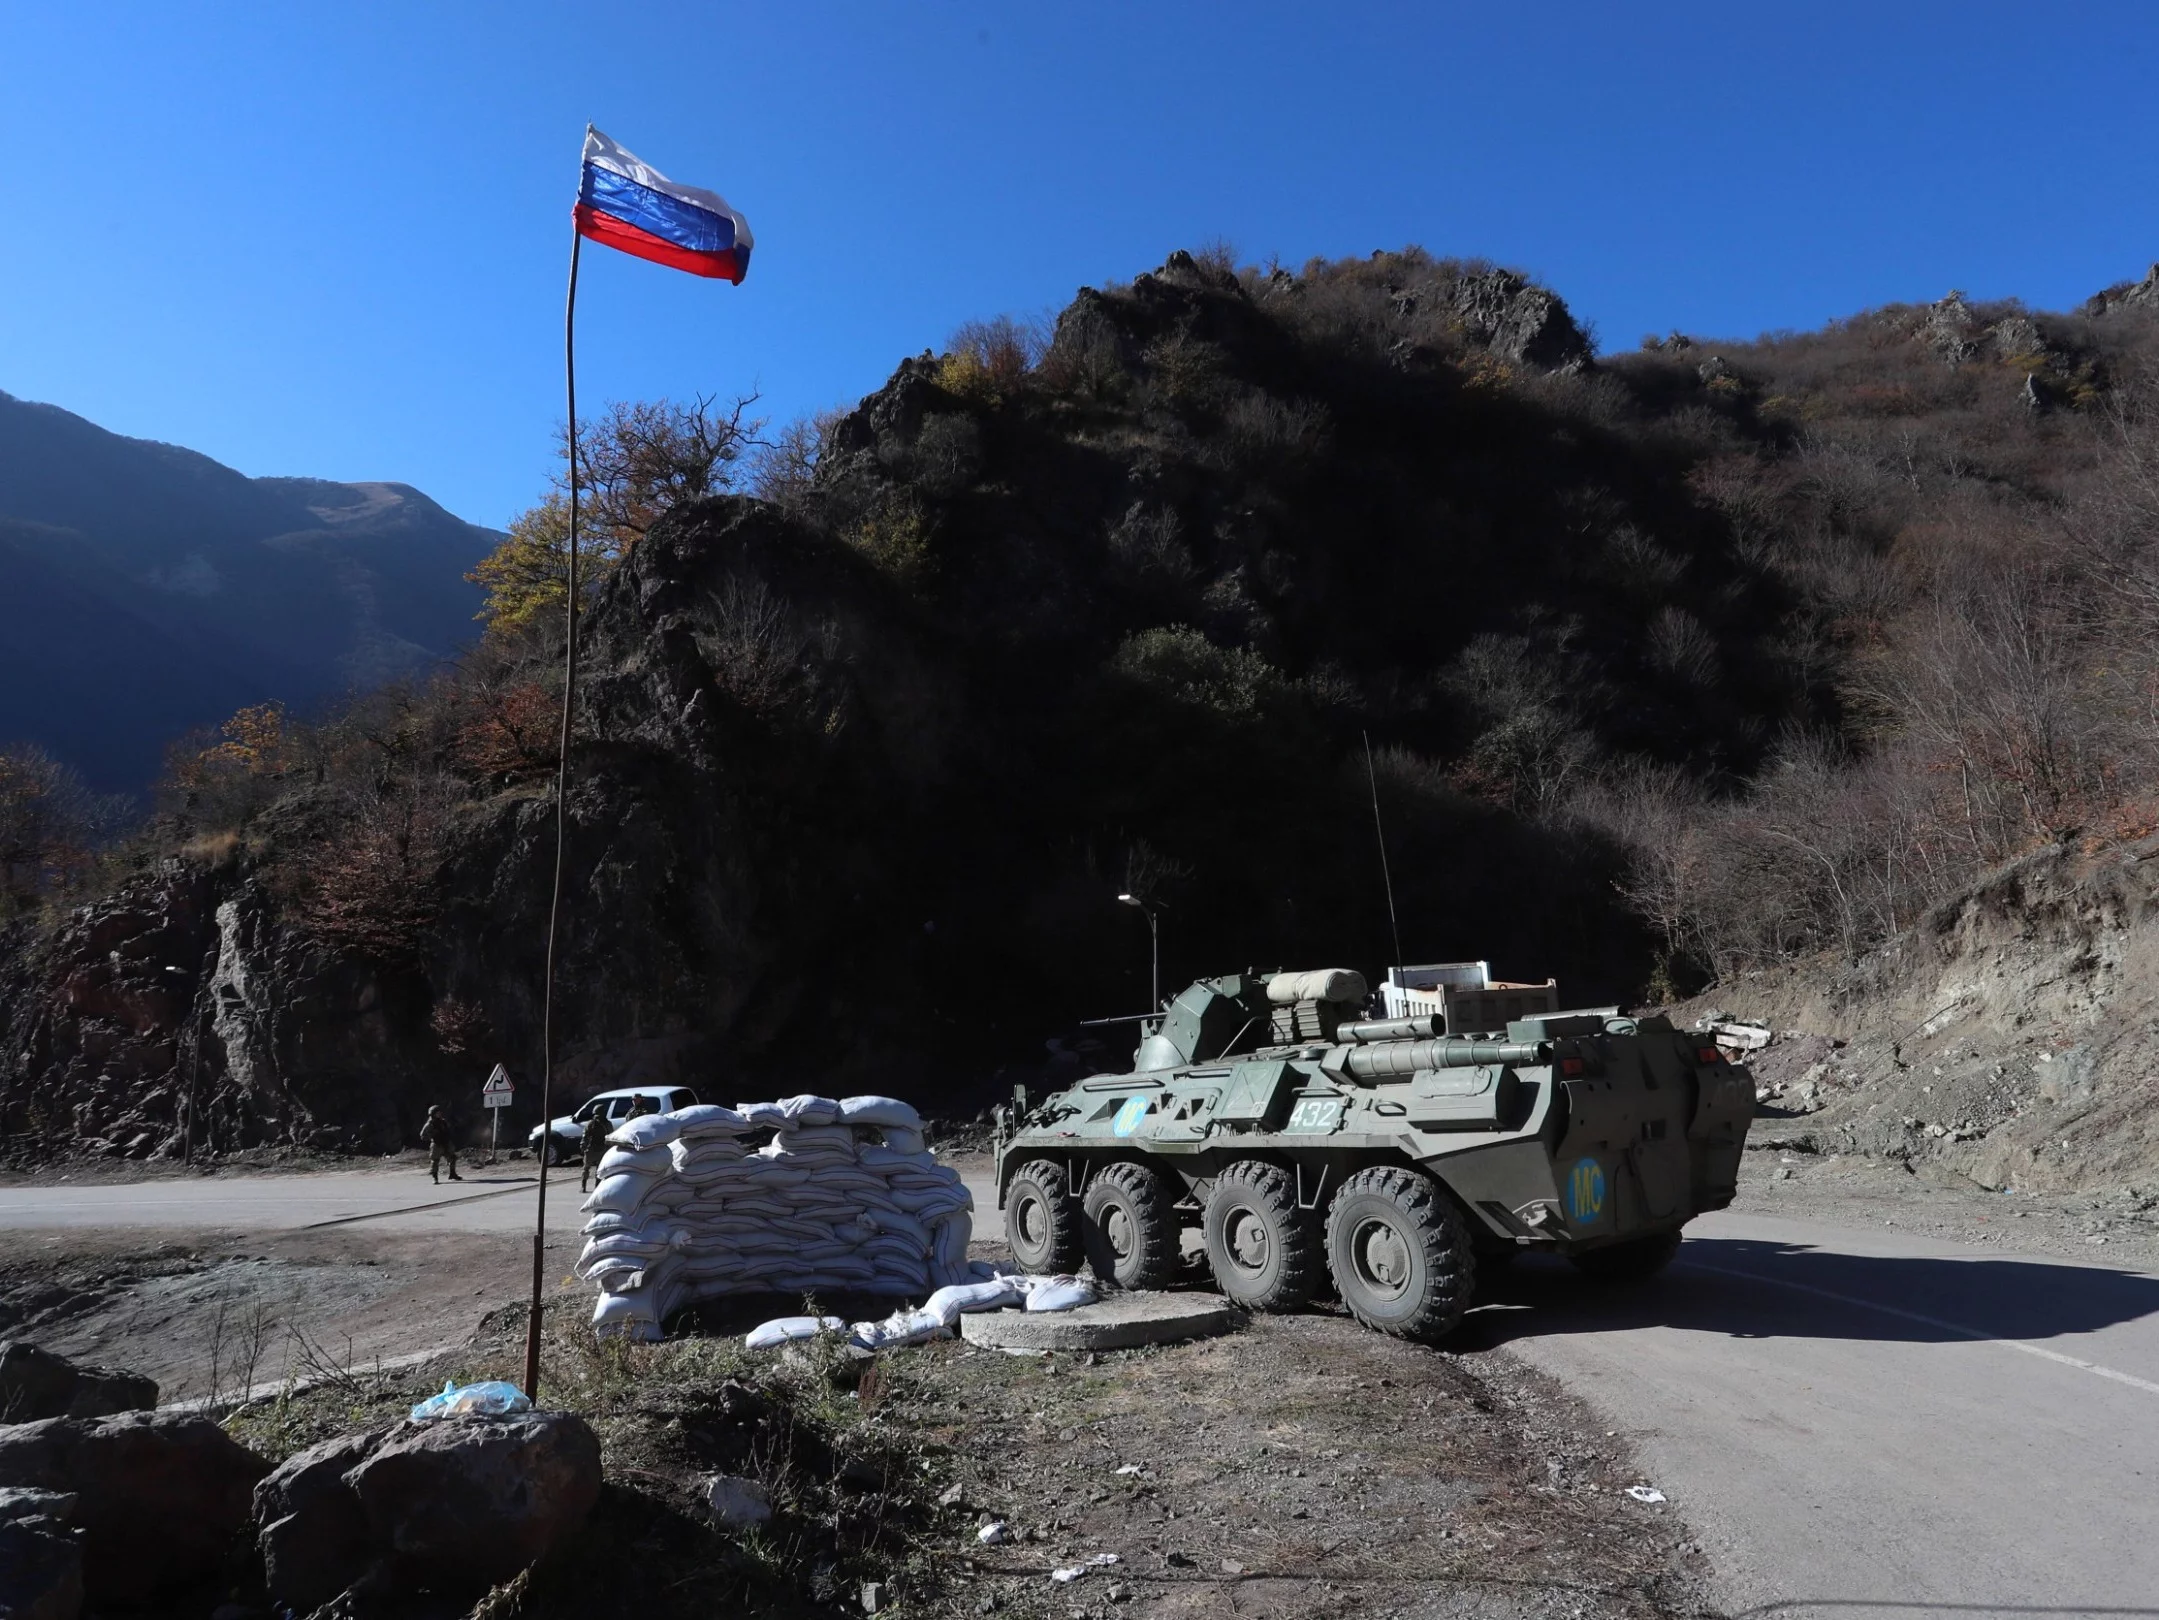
[0, 1519, 81, 1620]
[254, 1412, 602, 1608]
[0, 1485, 82, 1620]
[0, 1344, 157, 1422]
[0, 1411, 266, 1605]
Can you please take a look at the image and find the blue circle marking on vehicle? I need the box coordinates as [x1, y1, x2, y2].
[1112, 1096, 1149, 1137]
[1565, 1157, 1607, 1223]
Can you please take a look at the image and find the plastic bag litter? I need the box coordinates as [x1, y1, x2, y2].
[409, 1379, 532, 1421]
[1050, 1554, 1120, 1582]
[744, 1314, 847, 1351]
[1021, 1274, 1100, 1312]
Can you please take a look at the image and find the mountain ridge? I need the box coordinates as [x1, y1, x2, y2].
[0, 389, 501, 789]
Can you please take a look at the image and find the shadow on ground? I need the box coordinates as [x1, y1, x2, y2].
[1454, 1237, 2159, 1351]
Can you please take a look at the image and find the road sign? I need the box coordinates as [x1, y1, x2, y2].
[481, 1064, 514, 1164]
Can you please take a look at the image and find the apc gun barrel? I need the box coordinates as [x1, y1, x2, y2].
[1339, 1037, 1550, 1078]
[1334, 1016, 1444, 1044]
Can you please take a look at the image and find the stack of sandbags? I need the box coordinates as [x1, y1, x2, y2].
[580, 1095, 974, 1342]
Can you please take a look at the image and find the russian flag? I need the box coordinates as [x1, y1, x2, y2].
[574, 127, 752, 283]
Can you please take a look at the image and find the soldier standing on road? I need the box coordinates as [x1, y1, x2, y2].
[423, 1104, 463, 1184]
[579, 1109, 608, 1193]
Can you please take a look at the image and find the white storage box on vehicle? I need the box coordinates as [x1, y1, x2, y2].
[1380, 961, 1559, 1033]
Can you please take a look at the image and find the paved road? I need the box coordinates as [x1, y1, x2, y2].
[8, 1170, 2156, 1616]
[1481, 1213, 2159, 1620]
[0, 1167, 587, 1234]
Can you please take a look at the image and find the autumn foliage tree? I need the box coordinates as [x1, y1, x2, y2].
[0, 745, 122, 911]
[468, 393, 767, 632]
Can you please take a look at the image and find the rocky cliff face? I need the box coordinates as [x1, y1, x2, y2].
[1686, 838, 2159, 1194]
[0, 864, 442, 1156]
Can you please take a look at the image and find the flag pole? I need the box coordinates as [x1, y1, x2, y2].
[524, 200, 585, 1403]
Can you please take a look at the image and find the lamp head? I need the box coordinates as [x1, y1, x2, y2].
[1117, 893, 1140, 907]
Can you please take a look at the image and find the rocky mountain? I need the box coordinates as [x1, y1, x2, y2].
[4, 249, 2159, 1177]
[0, 391, 498, 790]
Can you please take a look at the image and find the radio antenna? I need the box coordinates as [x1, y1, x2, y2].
[1363, 731, 1405, 977]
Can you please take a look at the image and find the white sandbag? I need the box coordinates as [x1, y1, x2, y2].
[933, 1214, 971, 1272]
[839, 1095, 922, 1129]
[775, 1123, 858, 1151]
[578, 1231, 670, 1262]
[592, 1290, 660, 1338]
[862, 1208, 933, 1250]
[581, 1089, 978, 1343]
[924, 1279, 1023, 1322]
[1022, 1274, 1100, 1312]
[849, 1307, 953, 1350]
[672, 1139, 749, 1171]
[743, 1314, 847, 1351]
[672, 1103, 752, 1137]
[580, 1171, 661, 1214]
[856, 1144, 939, 1171]
[608, 1111, 687, 1150]
[598, 1143, 674, 1176]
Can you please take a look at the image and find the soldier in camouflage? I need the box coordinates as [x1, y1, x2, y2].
[579, 1108, 609, 1193]
[422, 1104, 462, 1184]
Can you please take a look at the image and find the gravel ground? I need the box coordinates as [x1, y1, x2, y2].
[0, 1220, 1711, 1620]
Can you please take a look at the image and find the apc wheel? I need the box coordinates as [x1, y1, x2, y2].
[1082, 1160, 1182, 1289]
[1202, 1160, 1322, 1311]
[1569, 1230, 1683, 1284]
[1324, 1166, 1475, 1344]
[1006, 1159, 1084, 1275]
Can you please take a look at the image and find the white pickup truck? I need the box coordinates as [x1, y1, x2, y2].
[529, 1085, 699, 1164]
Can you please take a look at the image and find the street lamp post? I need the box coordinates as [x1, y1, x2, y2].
[1117, 893, 1160, 1010]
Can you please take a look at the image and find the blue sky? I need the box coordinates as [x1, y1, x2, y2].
[5, 1, 2156, 529]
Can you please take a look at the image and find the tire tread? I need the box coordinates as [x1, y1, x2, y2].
[1325, 1165, 1475, 1344]
[1083, 1159, 1183, 1289]
[1203, 1159, 1323, 1311]
[1007, 1158, 1085, 1275]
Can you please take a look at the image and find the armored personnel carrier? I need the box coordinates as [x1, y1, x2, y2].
[993, 968, 1754, 1343]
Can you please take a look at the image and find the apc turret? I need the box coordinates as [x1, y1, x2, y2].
[993, 967, 1754, 1343]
